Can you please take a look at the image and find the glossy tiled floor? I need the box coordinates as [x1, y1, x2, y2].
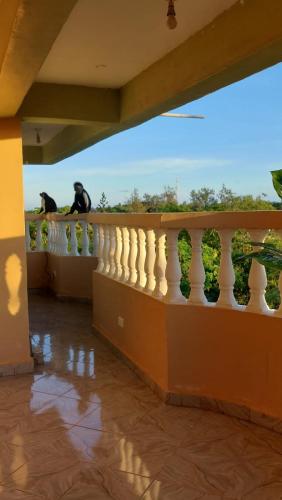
[1, 295, 282, 499]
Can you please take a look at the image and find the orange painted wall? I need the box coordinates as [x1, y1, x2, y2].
[0, 118, 33, 369]
[92, 272, 168, 389]
[92, 273, 282, 420]
[166, 305, 282, 418]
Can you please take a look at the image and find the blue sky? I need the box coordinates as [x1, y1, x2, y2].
[24, 63, 282, 209]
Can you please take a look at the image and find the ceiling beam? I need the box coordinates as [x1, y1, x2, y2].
[0, 0, 78, 117]
[41, 123, 123, 164]
[18, 83, 120, 125]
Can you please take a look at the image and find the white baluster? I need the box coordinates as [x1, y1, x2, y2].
[275, 229, 282, 318]
[128, 227, 138, 285]
[35, 220, 43, 252]
[109, 226, 117, 278]
[81, 221, 90, 257]
[113, 226, 122, 280]
[102, 225, 110, 274]
[120, 226, 130, 282]
[60, 221, 69, 256]
[188, 229, 207, 305]
[164, 229, 186, 304]
[25, 221, 31, 252]
[144, 229, 156, 294]
[69, 221, 79, 256]
[135, 228, 147, 290]
[92, 223, 99, 257]
[217, 229, 237, 308]
[246, 229, 269, 314]
[153, 229, 167, 299]
[97, 225, 105, 273]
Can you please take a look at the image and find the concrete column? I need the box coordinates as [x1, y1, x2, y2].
[0, 118, 33, 375]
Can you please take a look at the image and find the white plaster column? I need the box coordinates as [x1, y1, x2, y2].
[81, 221, 90, 257]
[153, 229, 167, 299]
[120, 226, 130, 282]
[135, 228, 147, 290]
[96, 224, 105, 273]
[113, 226, 122, 280]
[165, 229, 186, 304]
[217, 229, 237, 308]
[102, 225, 110, 274]
[188, 229, 207, 305]
[246, 229, 269, 314]
[144, 229, 156, 294]
[109, 225, 117, 278]
[92, 223, 99, 257]
[58, 221, 69, 256]
[128, 227, 138, 285]
[69, 221, 79, 256]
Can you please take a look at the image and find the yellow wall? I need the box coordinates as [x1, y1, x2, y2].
[0, 118, 33, 372]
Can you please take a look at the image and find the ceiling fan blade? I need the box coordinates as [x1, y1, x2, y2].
[160, 112, 205, 119]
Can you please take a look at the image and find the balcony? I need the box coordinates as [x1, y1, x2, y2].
[25, 211, 282, 426]
[0, 209, 275, 496]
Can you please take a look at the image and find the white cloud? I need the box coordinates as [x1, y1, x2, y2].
[73, 157, 231, 178]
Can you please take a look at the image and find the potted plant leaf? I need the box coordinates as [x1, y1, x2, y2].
[236, 170, 282, 271]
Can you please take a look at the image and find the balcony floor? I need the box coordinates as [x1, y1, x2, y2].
[0, 295, 282, 498]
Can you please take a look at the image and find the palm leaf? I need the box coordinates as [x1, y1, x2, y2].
[271, 169, 282, 199]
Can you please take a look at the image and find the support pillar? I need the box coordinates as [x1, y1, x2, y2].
[0, 118, 33, 375]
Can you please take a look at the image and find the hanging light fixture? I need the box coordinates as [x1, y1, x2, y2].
[35, 128, 41, 145]
[167, 0, 177, 30]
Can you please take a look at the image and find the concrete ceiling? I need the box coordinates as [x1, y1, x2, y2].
[37, 0, 238, 88]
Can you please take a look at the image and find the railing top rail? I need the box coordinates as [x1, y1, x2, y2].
[25, 213, 88, 222]
[25, 210, 282, 230]
[160, 210, 282, 230]
[87, 212, 163, 228]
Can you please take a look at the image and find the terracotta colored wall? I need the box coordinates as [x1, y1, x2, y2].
[93, 273, 282, 420]
[166, 305, 282, 419]
[27, 252, 97, 300]
[0, 118, 33, 370]
[93, 272, 168, 389]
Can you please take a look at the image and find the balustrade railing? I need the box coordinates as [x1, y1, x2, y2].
[24, 214, 96, 257]
[25, 211, 282, 316]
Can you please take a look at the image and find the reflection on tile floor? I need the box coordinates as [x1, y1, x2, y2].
[0, 295, 282, 498]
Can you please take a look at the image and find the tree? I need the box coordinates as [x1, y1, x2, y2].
[97, 192, 108, 212]
[189, 187, 217, 211]
[126, 188, 145, 213]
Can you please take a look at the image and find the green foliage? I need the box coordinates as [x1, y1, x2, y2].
[271, 169, 282, 200]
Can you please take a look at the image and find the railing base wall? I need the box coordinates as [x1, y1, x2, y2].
[93, 272, 282, 432]
[92, 325, 282, 435]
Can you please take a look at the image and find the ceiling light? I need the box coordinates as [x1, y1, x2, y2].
[35, 128, 41, 145]
[167, 0, 177, 30]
